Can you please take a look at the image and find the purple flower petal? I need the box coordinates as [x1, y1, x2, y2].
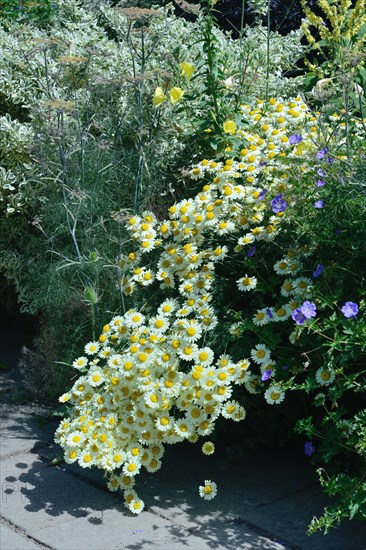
[314, 200, 324, 209]
[271, 194, 287, 214]
[265, 308, 274, 320]
[258, 189, 268, 200]
[341, 301, 359, 319]
[289, 134, 303, 145]
[261, 369, 272, 381]
[316, 148, 328, 159]
[316, 179, 326, 187]
[292, 308, 306, 325]
[317, 169, 326, 177]
[247, 245, 257, 257]
[304, 441, 315, 457]
[313, 264, 324, 278]
[300, 301, 316, 319]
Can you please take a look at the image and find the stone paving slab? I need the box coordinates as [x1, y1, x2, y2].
[33, 506, 285, 550]
[35, 441, 308, 544]
[0, 451, 284, 550]
[0, 522, 44, 550]
[34, 436, 366, 550]
[0, 403, 51, 459]
[1, 452, 120, 531]
[244, 483, 366, 550]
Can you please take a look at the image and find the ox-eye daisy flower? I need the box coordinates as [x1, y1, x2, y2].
[72, 356, 88, 370]
[315, 367, 335, 386]
[146, 458, 162, 473]
[237, 275, 257, 291]
[194, 347, 214, 367]
[123, 458, 142, 477]
[84, 341, 100, 355]
[264, 385, 285, 405]
[199, 480, 217, 500]
[250, 344, 271, 364]
[253, 309, 270, 326]
[202, 441, 215, 455]
[125, 311, 145, 328]
[128, 497, 145, 515]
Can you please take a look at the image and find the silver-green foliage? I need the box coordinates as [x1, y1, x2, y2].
[0, 0, 306, 396]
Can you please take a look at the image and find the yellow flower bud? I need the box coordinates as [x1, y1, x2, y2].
[152, 87, 166, 107]
[223, 120, 237, 135]
[169, 87, 184, 104]
[180, 62, 194, 78]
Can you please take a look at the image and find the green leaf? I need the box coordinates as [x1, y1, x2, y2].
[349, 503, 359, 520]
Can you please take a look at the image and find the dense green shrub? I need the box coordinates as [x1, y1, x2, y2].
[0, 0, 56, 25]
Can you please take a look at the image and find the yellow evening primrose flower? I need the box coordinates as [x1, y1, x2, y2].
[180, 62, 195, 78]
[169, 87, 184, 104]
[153, 87, 166, 107]
[223, 120, 237, 135]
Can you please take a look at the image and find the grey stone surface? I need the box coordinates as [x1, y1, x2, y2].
[244, 483, 366, 550]
[36, 514, 285, 550]
[0, 403, 51, 459]
[1, 452, 120, 531]
[0, 451, 284, 550]
[0, 522, 42, 550]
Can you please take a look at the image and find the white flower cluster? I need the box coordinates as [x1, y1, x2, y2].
[57, 96, 364, 510]
[57, 304, 248, 513]
[56, 97, 319, 511]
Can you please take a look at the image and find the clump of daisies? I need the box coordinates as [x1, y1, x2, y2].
[56, 97, 352, 512]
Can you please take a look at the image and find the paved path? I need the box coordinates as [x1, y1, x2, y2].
[1, 317, 365, 550]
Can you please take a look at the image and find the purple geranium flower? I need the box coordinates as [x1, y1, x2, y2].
[258, 189, 268, 200]
[317, 168, 326, 178]
[289, 134, 303, 145]
[316, 148, 328, 159]
[304, 441, 316, 457]
[271, 194, 287, 214]
[292, 308, 306, 325]
[247, 245, 257, 257]
[301, 301, 317, 319]
[266, 308, 274, 320]
[341, 302, 359, 319]
[314, 200, 324, 209]
[261, 369, 272, 381]
[313, 264, 324, 278]
[316, 179, 326, 187]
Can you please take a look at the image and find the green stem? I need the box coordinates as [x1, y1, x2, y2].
[91, 302, 96, 341]
[310, 428, 359, 455]
[343, 81, 351, 163]
[205, 2, 220, 122]
[265, 0, 271, 102]
[239, 0, 245, 75]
